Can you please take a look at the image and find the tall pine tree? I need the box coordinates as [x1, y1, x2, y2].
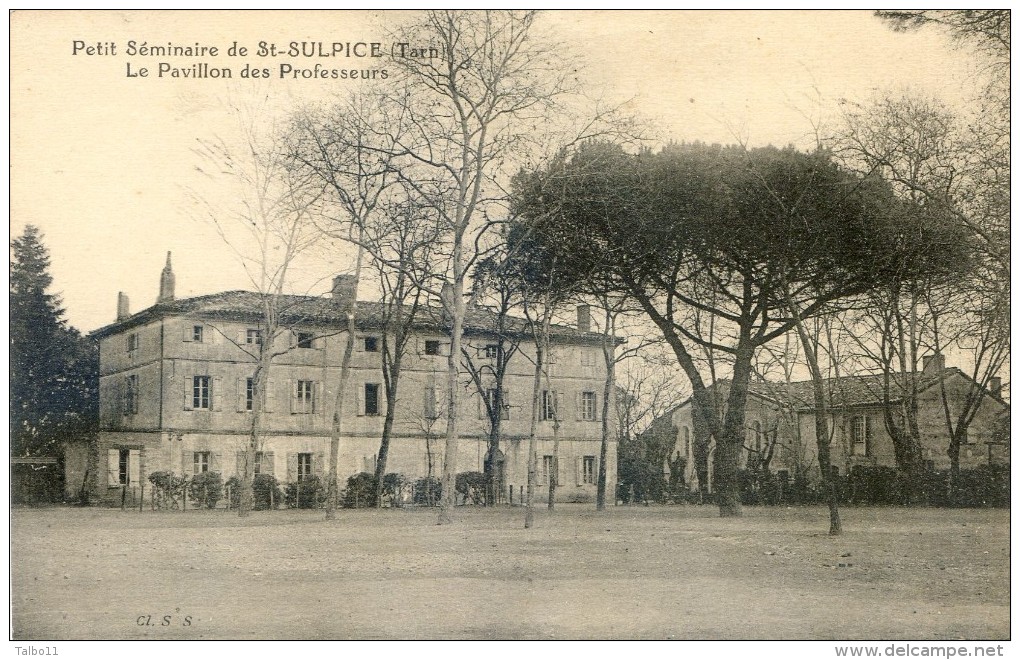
[10, 225, 97, 457]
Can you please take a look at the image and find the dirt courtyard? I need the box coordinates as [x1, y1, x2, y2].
[10, 504, 1009, 640]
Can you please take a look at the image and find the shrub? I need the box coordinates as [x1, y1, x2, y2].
[148, 471, 188, 510]
[382, 473, 409, 507]
[342, 472, 376, 508]
[286, 475, 325, 509]
[225, 474, 283, 510]
[456, 471, 486, 505]
[252, 473, 283, 510]
[413, 476, 442, 506]
[189, 471, 223, 509]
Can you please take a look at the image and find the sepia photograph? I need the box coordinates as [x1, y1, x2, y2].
[8, 9, 1010, 652]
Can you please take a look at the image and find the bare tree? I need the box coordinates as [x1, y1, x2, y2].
[288, 94, 408, 519]
[192, 97, 323, 517]
[378, 10, 601, 525]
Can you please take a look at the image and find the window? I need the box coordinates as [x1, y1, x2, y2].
[194, 452, 209, 474]
[542, 455, 555, 485]
[581, 349, 596, 367]
[363, 336, 379, 352]
[192, 325, 204, 343]
[118, 448, 129, 485]
[124, 374, 139, 415]
[246, 378, 254, 411]
[193, 376, 211, 410]
[126, 333, 139, 352]
[294, 380, 315, 414]
[297, 453, 312, 481]
[484, 388, 510, 420]
[246, 329, 262, 345]
[424, 340, 441, 356]
[583, 456, 596, 484]
[540, 390, 557, 421]
[297, 332, 314, 349]
[107, 448, 138, 486]
[580, 391, 597, 421]
[851, 415, 868, 455]
[254, 451, 264, 475]
[364, 383, 380, 416]
[484, 344, 500, 359]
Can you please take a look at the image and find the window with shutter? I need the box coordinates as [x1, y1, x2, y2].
[191, 376, 210, 410]
[107, 449, 121, 486]
[297, 453, 312, 481]
[364, 383, 380, 416]
[583, 456, 596, 484]
[541, 455, 554, 486]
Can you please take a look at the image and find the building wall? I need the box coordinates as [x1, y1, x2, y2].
[95, 314, 616, 505]
[666, 396, 802, 492]
[797, 374, 1008, 474]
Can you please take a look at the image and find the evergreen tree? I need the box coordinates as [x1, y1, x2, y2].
[10, 225, 97, 457]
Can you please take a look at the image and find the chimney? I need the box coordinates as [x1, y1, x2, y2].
[157, 251, 175, 304]
[576, 304, 591, 333]
[116, 292, 130, 321]
[331, 274, 357, 306]
[989, 377, 1002, 398]
[921, 353, 945, 375]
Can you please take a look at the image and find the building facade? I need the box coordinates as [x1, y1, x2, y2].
[83, 255, 617, 506]
[658, 358, 1008, 496]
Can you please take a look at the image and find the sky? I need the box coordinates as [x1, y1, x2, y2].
[10, 10, 982, 333]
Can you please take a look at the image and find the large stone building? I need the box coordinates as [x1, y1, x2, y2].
[654, 357, 1008, 496]
[80, 255, 616, 506]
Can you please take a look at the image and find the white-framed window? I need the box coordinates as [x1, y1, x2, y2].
[580, 391, 597, 421]
[297, 453, 312, 481]
[294, 380, 316, 414]
[583, 456, 596, 484]
[194, 452, 209, 474]
[851, 415, 869, 455]
[193, 376, 211, 410]
[540, 390, 557, 421]
[246, 329, 262, 345]
[124, 374, 139, 415]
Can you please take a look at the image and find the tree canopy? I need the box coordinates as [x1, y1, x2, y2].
[512, 141, 969, 515]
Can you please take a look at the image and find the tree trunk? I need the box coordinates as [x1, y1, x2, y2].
[784, 285, 841, 534]
[374, 345, 403, 508]
[524, 339, 544, 528]
[596, 307, 614, 511]
[438, 275, 465, 525]
[239, 347, 271, 518]
[326, 247, 363, 521]
[714, 345, 755, 517]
